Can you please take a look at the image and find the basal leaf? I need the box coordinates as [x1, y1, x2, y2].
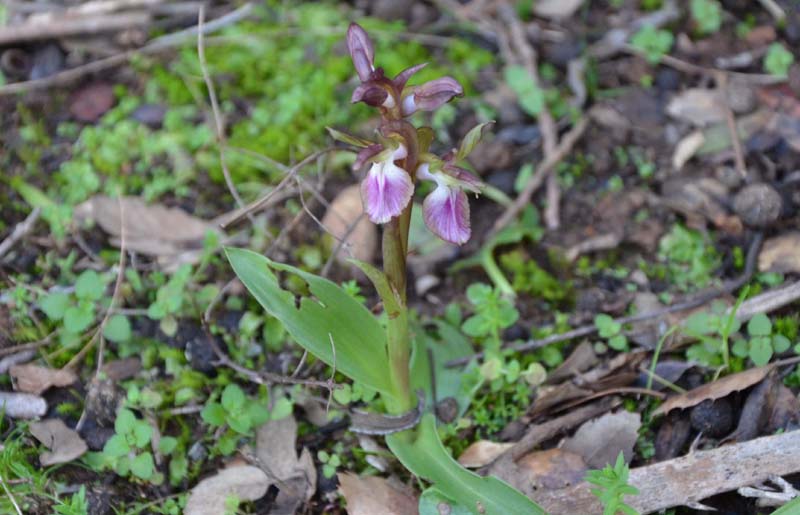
[387, 415, 547, 515]
[225, 248, 393, 396]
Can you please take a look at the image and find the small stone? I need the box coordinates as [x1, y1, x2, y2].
[690, 398, 734, 438]
[733, 183, 783, 228]
[654, 67, 681, 92]
[435, 397, 458, 424]
[131, 104, 166, 129]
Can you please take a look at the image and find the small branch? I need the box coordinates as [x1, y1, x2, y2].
[448, 231, 764, 367]
[0, 3, 254, 96]
[0, 11, 151, 45]
[486, 116, 589, 242]
[0, 208, 40, 259]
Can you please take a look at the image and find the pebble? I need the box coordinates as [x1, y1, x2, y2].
[690, 398, 734, 438]
[733, 183, 783, 228]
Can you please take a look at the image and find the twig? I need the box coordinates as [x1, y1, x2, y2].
[717, 72, 748, 181]
[65, 197, 127, 373]
[0, 473, 23, 515]
[757, 0, 787, 21]
[0, 11, 151, 45]
[218, 148, 339, 229]
[197, 5, 249, 221]
[0, 331, 55, 358]
[487, 116, 589, 241]
[448, 231, 764, 367]
[0, 3, 254, 96]
[0, 208, 40, 259]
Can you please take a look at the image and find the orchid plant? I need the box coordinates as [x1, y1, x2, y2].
[226, 23, 547, 515]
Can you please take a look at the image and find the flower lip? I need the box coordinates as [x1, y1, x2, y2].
[360, 147, 413, 224]
[405, 76, 464, 114]
[423, 184, 471, 245]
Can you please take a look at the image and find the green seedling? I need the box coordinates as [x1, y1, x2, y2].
[585, 452, 640, 515]
[631, 26, 674, 65]
[317, 450, 342, 479]
[731, 313, 792, 367]
[595, 314, 629, 352]
[690, 0, 722, 36]
[100, 408, 158, 482]
[764, 43, 795, 78]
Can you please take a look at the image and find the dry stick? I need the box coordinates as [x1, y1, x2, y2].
[448, 231, 765, 367]
[0, 11, 151, 45]
[64, 197, 128, 372]
[0, 2, 254, 96]
[0, 332, 55, 358]
[534, 429, 800, 514]
[219, 148, 339, 230]
[486, 116, 589, 242]
[717, 72, 749, 181]
[0, 473, 23, 515]
[508, 396, 621, 462]
[197, 6, 249, 223]
[498, 4, 562, 230]
[0, 208, 40, 259]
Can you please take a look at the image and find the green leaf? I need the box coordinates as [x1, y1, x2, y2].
[158, 436, 178, 455]
[103, 434, 130, 458]
[595, 314, 621, 338]
[684, 312, 718, 335]
[419, 488, 473, 515]
[75, 270, 104, 301]
[504, 65, 544, 116]
[326, 127, 373, 148]
[132, 420, 152, 448]
[271, 397, 293, 420]
[103, 315, 131, 343]
[764, 43, 794, 77]
[221, 384, 246, 412]
[131, 452, 155, 480]
[115, 408, 136, 434]
[64, 301, 95, 334]
[227, 412, 253, 435]
[387, 415, 547, 515]
[773, 495, 800, 514]
[456, 122, 494, 162]
[747, 313, 772, 337]
[225, 248, 393, 396]
[201, 402, 226, 426]
[609, 334, 628, 351]
[466, 283, 493, 305]
[749, 336, 773, 366]
[40, 292, 70, 321]
[773, 334, 791, 354]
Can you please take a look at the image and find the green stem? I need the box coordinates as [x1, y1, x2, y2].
[383, 206, 413, 413]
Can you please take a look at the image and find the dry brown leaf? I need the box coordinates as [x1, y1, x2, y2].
[666, 88, 726, 126]
[759, 233, 800, 273]
[338, 473, 418, 515]
[532, 0, 584, 19]
[672, 130, 705, 170]
[457, 440, 513, 468]
[0, 391, 47, 419]
[185, 465, 270, 515]
[255, 415, 317, 513]
[517, 449, 588, 490]
[321, 185, 377, 264]
[29, 418, 87, 466]
[654, 366, 772, 416]
[74, 195, 219, 270]
[101, 357, 142, 381]
[546, 341, 598, 385]
[562, 411, 641, 468]
[10, 364, 77, 395]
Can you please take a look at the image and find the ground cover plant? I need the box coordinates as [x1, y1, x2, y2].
[3, 1, 800, 514]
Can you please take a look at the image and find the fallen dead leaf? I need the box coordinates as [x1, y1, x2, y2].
[672, 130, 705, 171]
[517, 448, 588, 490]
[338, 473, 418, 515]
[29, 418, 87, 466]
[654, 365, 772, 416]
[562, 411, 641, 468]
[457, 440, 513, 468]
[255, 415, 317, 513]
[10, 364, 77, 395]
[321, 184, 377, 265]
[666, 88, 726, 126]
[101, 357, 142, 381]
[73, 195, 219, 271]
[759, 233, 800, 273]
[532, 0, 583, 19]
[69, 82, 115, 122]
[184, 465, 270, 515]
[546, 341, 598, 385]
[0, 391, 47, 419]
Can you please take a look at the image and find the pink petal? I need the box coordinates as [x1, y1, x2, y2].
[347, 23, 374, 82]
[411, 76, 464, 112]
[393, 62, 427, 91]
[360, 161, 413, 224]
[423, 185, 471, 245]
[444, 165, 484, 193]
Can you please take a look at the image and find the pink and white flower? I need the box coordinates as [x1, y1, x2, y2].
[360, 144, 413, 224]
[417, 163, 483, 245]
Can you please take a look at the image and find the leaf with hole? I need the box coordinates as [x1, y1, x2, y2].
[225, 248, 393, 397]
